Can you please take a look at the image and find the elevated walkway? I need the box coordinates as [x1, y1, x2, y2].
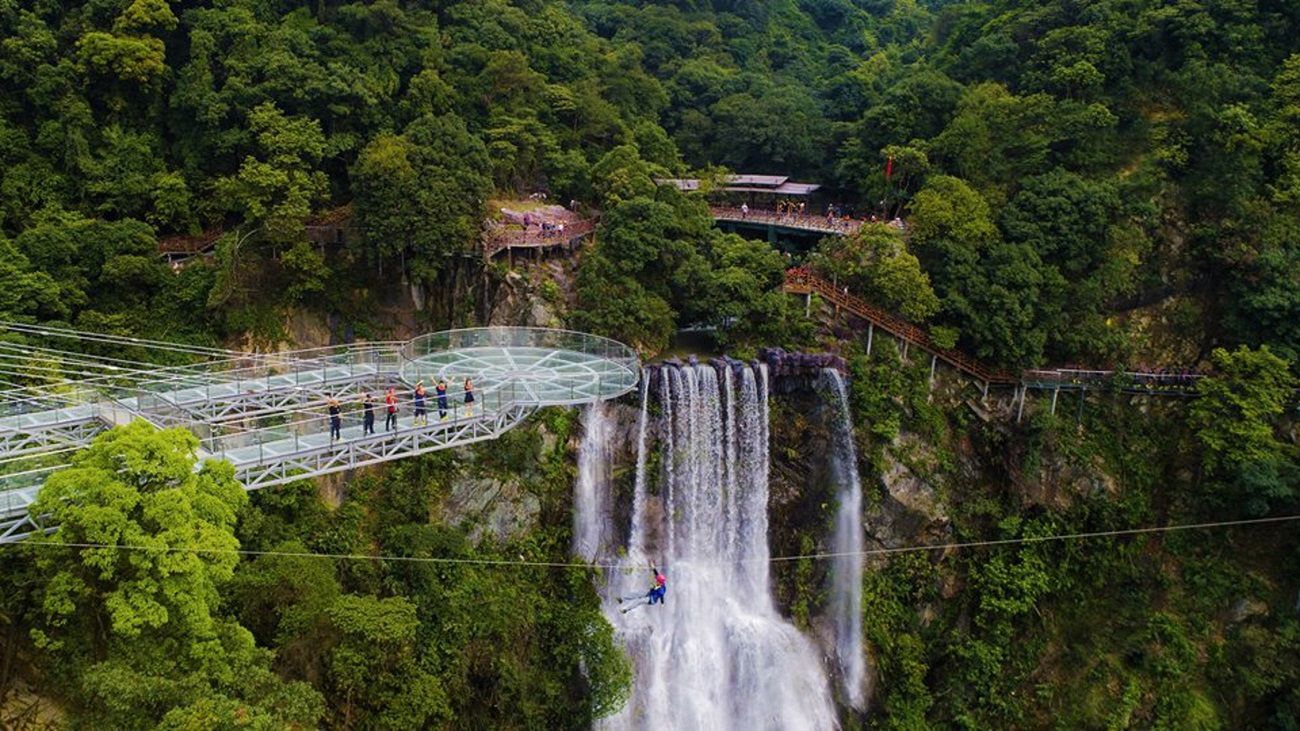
[482, 219, 595, 259]
[784, 268, 1016, 386]
[0, 328, 639, 542]
[784, 268, 1204, 400]
[712, 207, 863, 238]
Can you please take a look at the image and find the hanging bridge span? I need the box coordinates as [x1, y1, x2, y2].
[0, 327, 639, 543]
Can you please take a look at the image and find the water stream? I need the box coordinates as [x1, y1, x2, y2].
[823, 369, 867, 710]
[596, 363, 837, 730]
[573, 399, 612, 561]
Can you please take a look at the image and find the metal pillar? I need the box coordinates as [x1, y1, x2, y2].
[901, 340, 909, 361]
[804, 292, 811, 318]
[1016, 386, 1026, 423]
[1050, 387, 1059, 415]
[981, 381, 989, 399]
[865, 324, 874, 357]
[929, 355, 937, 386]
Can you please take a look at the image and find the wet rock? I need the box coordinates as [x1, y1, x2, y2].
[1021, 453, 1118, 510]
[441, 475, 541, 545]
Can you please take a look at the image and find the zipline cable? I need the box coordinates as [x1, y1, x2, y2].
[3, 514, 1298, 569]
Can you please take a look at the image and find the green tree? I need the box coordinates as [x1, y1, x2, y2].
[813, 223, 939, 321]
[1189, 346, 1297, 514]
[26, 422, 322, 728]
[352, 114, 492, 287]
[321, 594, 449, 729]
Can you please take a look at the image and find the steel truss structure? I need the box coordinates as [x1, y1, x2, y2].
[0, 328, 639, 543]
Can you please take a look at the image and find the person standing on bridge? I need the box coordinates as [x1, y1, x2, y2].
[362, 393, 375, 435]
[463, 378, 475, 417]
[741, 202, 749, 219]
[436, 379, 449, 420]
[413, 381, 428, 426]
[328, 398, 342, 441]
[385, 387, 398, 431]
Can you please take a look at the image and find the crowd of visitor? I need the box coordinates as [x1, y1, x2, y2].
[325, 378, 478, 442]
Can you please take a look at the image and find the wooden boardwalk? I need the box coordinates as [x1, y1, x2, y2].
[783, 268, 1205, 399]
[482, 218, 595, 259]
[784, 267, 1017, 386]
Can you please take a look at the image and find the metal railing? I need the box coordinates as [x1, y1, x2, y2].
[785, 267, 1018, 384]
[711, 207, 864, 236]
[482, 219, 596, 258]
[0, 328, 642, 527]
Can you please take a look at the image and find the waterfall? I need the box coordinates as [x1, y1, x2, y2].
[628, 373, 651, 560]
[574, 399, 612, 561]
[603, 363, 836, 730]
[823, 369, 867, 710]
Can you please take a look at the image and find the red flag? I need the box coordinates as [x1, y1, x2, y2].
[884, 155, 894, 181]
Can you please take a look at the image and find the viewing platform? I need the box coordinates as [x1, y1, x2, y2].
[0, 327, 639, 542]
[482, 200, 595, 260]
[711, 206, 864, 237]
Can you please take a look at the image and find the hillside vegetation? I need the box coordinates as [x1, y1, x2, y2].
[1, 0, 1299, 728]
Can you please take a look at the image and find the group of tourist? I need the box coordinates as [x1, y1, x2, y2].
[732, 201, 902, 233]
[520, 213, 568, 238]
[326, 378, 476, 441]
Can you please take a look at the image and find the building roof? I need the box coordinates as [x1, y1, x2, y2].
[655, 175, 822, 196]
[728, 174, 789, 187]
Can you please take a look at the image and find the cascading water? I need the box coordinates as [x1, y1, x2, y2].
[628, 373, 651, 560]
[573, 399, 612, 561]
[602, 363, 836, 730]
[823, 369, 867, 710]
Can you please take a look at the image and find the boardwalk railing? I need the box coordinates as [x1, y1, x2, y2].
[784, 267, 1017, 385]
[787, 267, 1205, 394]
[159, 229, 224, 258]
[712, 207, 864, 236]
[483, 219, 596, 259]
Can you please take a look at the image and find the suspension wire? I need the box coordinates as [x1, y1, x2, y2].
[3, 514, 1298, 569]
[0, 342, 188, 371]
[0, 322, 240, 358]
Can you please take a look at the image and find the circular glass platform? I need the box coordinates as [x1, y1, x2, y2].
[399, 328, 640, 406]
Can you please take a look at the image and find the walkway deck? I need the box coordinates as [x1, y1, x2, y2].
[711, 207, 864, 237]
[784, 268, 1016, 385]
[482, 219, 595, 259]
[0, 328, 639, 542]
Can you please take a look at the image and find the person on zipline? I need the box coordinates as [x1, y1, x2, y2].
[618, 565, 667, 613]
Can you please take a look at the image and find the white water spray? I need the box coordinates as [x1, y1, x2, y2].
[602, 363, 837, 730]
[574, 400, 612, 561]
[823, 369, 867, 710]
[628, 373, 651, 560]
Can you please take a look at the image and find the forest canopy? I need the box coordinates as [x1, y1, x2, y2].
[2, 0, 1300, 726]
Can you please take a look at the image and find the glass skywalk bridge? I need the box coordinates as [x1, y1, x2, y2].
[0, 328, 639, 542]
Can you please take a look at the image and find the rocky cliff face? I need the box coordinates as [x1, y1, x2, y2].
[486, 260, 573, 329]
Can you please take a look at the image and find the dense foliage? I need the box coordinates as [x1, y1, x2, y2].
[2, 413, 629, 728]
[3, 0, 1298, 364]
[838, 344, 1300, 729]
[3, 0, 1300, 728]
